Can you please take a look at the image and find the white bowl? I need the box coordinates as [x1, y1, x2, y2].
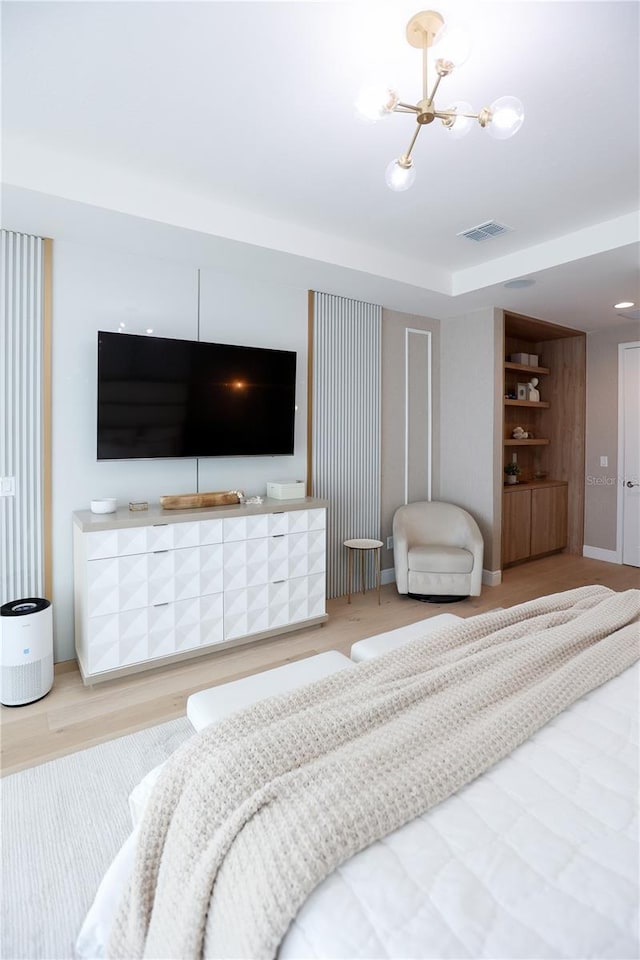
[90, 498, 117, 514]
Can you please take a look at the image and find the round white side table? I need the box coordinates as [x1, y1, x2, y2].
[343, 538, 383, 605]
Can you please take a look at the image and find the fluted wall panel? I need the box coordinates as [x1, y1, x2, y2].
[311, 293, 381, 598]
[1, 231, 45, 604]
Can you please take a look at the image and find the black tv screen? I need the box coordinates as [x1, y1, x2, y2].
[97, 331, 297, 460]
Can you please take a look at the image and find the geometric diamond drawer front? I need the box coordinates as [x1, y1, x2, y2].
[287, 575, 311, 623]
[171, 598, 201, 653]
[306, 509, 326, 531]
[199, 543, 224, 596]
[288, 532, 310, 578]
[199, 519, 223, 545]
[172, 522, 200, 549]
[148, 551, 175, 605]
[268, 512, 289, 536]
[223, 513, 269, 543]
[146, 524, 174, 552]
[173, 546, 202, 602]
[306, 573, 326, 617]
[306, 530, 327, 574]
[267, 536, 289, 582]
[117, 553, 149, 611]
[116, 526, 148, 557]
[87, 558, 120, 617]
[118, 608, 149, 666]
[223, 585, 269, 639]
[268, 580, 290, 628]
[223, 539, 269, 591]
[199, 594, 224, 647]
[85, 530, 119, 560]
[287, 510, 308, 534]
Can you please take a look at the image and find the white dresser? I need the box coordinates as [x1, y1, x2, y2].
[72, 498, 328, 683]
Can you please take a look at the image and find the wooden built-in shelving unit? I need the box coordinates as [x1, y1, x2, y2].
[501, 312, 586, 566]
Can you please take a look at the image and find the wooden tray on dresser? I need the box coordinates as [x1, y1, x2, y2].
[160, 491, 240, 510]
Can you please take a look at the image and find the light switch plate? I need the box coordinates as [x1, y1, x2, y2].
[600, 456, 608, 467]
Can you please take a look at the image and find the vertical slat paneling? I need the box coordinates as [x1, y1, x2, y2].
[311, 293, 381, 598]
[1, 230, 45, 604]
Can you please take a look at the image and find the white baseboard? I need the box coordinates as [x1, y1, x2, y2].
[381, 567, 396, 586]
[582, 545, 621, 564]
[482, 569, 502, 587]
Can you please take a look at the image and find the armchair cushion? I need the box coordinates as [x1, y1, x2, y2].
[408, 545, 474, 574]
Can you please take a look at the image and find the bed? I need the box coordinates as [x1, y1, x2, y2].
[76, 586, 639, 959]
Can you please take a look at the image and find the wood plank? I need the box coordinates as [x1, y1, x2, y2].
[504, 362, 550, 375]
[504, 400, 550, 408]
[504, 312, 584, 342]
[531, 485, 568, 556]
[504, 439, 550, 446]
[502, 488, 531, 565]
[538, 336, 586, 554]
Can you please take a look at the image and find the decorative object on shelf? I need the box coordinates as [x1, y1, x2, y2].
[244, 496, 264, 505]
[505, 391, 517, 400]
[504, 462, 521, 485]
[512, 426, 528, 440]
[128, 501, 148, 512]
[528, 354, 540, 366]
[534, 470, 548, 480]
[516, 383, 529, 400]
[160, 491, 242, 510]
[355, 9, 524, 191]
[527, 378, 541, 402]
[511, 353, 530, 365]
[90, 498, 117, 514]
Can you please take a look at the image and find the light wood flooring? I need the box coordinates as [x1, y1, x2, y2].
[1, 554, 638, 776]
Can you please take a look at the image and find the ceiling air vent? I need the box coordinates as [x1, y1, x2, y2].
[458, 220, 513, 242]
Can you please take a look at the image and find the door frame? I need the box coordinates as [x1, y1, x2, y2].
[616, 340, 640, 564]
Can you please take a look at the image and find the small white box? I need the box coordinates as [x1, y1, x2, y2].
[266, 480, 306, 500]
[510, 353, 529, 364]
[528, 354, 539, 366]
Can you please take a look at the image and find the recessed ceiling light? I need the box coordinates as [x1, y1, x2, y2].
[146, 328, 154, 334]
[614, 301, 635, 309]
[504, 278, 535, 289]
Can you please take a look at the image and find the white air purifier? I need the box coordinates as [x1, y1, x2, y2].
[0, 598, 54, 706]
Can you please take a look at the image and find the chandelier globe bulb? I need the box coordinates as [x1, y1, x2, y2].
[385, 157, 416, 191]
[355, 84, 399, 123]
[486, 96, 525, 140]
[432, 22, 472, 70]
[444, 101, 474, 139]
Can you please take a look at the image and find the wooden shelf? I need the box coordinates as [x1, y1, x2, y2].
[504, 439, 550, 446]
[504, 361, 550, 375]
[504, 399, 550, 408]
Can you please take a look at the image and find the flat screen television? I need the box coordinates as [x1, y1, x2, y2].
[97, 331, 297, 460]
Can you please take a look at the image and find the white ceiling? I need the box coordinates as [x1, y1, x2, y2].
[2, 0, 639, 332]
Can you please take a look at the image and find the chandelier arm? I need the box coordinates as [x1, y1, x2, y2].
[403, 122, 423, 162]
[427, 73, 443, 107]
[396, 101, 420, 112]
[395, 107, 421, 114]
[422, 38, 430, 101]
[434, 110, 481, 120]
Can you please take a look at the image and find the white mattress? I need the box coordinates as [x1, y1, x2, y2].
[76, 662, 639, 960]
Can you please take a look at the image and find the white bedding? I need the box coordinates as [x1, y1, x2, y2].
[77, 662, 639, 960]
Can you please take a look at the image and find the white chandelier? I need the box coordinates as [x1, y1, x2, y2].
[356, 10, 525, 191]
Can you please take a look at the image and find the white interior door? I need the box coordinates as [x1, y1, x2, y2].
[620, 344, 640, 567]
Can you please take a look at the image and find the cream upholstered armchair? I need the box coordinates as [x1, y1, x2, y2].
[392, 501, 484, 602]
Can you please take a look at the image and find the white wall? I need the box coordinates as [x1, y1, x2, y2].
[51, 241, 308, 661]
[439, 308, 502, 576]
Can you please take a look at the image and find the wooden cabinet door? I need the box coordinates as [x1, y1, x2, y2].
[502, 489, 532, 565]
[531, 485, 568, 557]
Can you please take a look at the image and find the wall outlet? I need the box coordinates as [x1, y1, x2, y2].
[0, 476, 16, 497]
[600, 455, 608, 467]
[387, 536, 394, 551]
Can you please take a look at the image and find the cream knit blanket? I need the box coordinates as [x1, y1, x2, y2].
[108, 586, 639, 960]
